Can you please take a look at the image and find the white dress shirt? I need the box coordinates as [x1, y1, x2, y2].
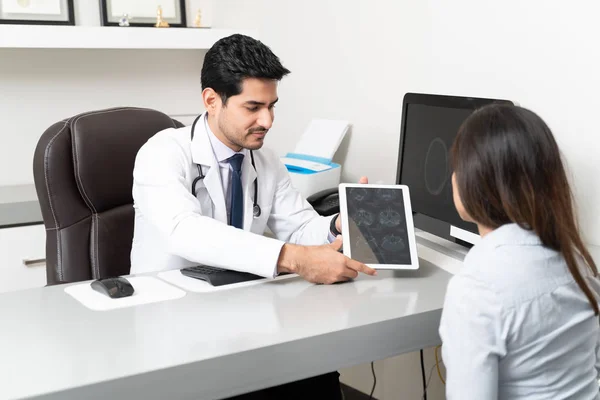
[203, 115, 246, 225]
[439, 223, 600, 400]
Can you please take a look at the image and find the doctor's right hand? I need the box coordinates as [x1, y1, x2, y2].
[277, 236, 377, 284]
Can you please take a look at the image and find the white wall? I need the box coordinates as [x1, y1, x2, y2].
[340, 347, 446, 400]
[0, 0, 212, 186]
[0, 48, 204, 185]
[213, 0, 600, 247]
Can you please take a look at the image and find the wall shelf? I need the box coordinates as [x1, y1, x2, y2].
[0, 25, 258, 50]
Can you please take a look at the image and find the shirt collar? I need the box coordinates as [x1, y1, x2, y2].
[479, 223, 542, 248]
[203, 113, 246, 163]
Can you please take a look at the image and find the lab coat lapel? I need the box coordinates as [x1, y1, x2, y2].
[190, 114, 227, 224]
[242, 151, 257, 231]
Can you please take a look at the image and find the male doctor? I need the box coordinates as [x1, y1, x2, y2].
[130, 34, 375, 284]
[130, 34, 374, 398]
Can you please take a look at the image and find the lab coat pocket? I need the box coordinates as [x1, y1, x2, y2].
[195, 187, 214, 218]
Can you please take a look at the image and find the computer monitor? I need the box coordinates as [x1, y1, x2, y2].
[396, 93, 513, 246]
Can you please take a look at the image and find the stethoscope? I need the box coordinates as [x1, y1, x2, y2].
[190, 114, 262, 218]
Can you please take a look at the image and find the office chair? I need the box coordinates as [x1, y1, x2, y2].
[33, 107, 184, 285]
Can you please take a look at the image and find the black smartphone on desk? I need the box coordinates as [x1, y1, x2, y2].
[180, 265, 264, 287]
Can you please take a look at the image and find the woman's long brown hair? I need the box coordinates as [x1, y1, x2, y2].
[451, 104, 599, 315]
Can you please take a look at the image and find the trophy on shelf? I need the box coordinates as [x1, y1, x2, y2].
[193, 9, 202, 28]
[155, 5, 170, 28]
[118, 13, 131, 27]
[193, 8, 211, 28]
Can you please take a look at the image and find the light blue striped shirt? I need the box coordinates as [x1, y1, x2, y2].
[439, 223, 600, 400]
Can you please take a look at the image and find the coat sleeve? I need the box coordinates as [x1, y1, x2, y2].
[267, 156, 333, 246]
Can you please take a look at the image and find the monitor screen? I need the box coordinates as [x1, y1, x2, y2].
[397, 93, 513, 244]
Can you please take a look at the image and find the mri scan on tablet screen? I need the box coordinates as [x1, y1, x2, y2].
[339, 184, 419, 270]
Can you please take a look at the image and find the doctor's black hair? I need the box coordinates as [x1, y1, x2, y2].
[201, 34, 290, 105]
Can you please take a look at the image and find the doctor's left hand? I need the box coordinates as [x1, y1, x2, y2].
[335, 176, 368, 233]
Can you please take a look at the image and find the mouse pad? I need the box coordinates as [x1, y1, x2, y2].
[64, 276, 186, 311]
[157, 270, 298, 293]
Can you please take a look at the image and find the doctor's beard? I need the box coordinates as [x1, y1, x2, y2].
[246, 126, 268, 144]
[239, 127, 269, 150]
[217, 116, 268, 150]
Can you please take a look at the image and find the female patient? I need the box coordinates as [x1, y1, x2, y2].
[440, 104, 600, 399]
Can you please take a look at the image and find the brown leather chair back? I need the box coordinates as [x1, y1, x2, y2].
[33, 107, 184, 285]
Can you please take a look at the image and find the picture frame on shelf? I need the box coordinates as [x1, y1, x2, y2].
[0, 0, 74, 25]
[100, 0, 187, 27]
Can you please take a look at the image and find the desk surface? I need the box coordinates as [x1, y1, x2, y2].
[0, 184, 43, 228]
[0, 254, 453, 400]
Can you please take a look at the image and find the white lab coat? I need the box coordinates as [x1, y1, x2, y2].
[130, 113, 333, 277]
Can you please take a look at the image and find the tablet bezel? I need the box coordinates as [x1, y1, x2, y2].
[338, 183, 419, 270]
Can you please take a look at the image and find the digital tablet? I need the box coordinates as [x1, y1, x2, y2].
[339, 184, 419, 270]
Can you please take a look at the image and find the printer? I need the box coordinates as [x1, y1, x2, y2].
[280, 119, 349, 198]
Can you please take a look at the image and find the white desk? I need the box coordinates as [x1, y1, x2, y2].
[0, 184, 42, 228]
[0, 243, 457, 400]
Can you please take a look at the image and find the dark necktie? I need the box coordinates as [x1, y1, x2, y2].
[227, 153, 244, 229]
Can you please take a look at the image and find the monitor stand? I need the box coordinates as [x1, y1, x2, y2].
[415, 229, 468, 263]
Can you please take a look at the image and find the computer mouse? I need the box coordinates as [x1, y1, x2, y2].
[91, 277, 135, 299]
